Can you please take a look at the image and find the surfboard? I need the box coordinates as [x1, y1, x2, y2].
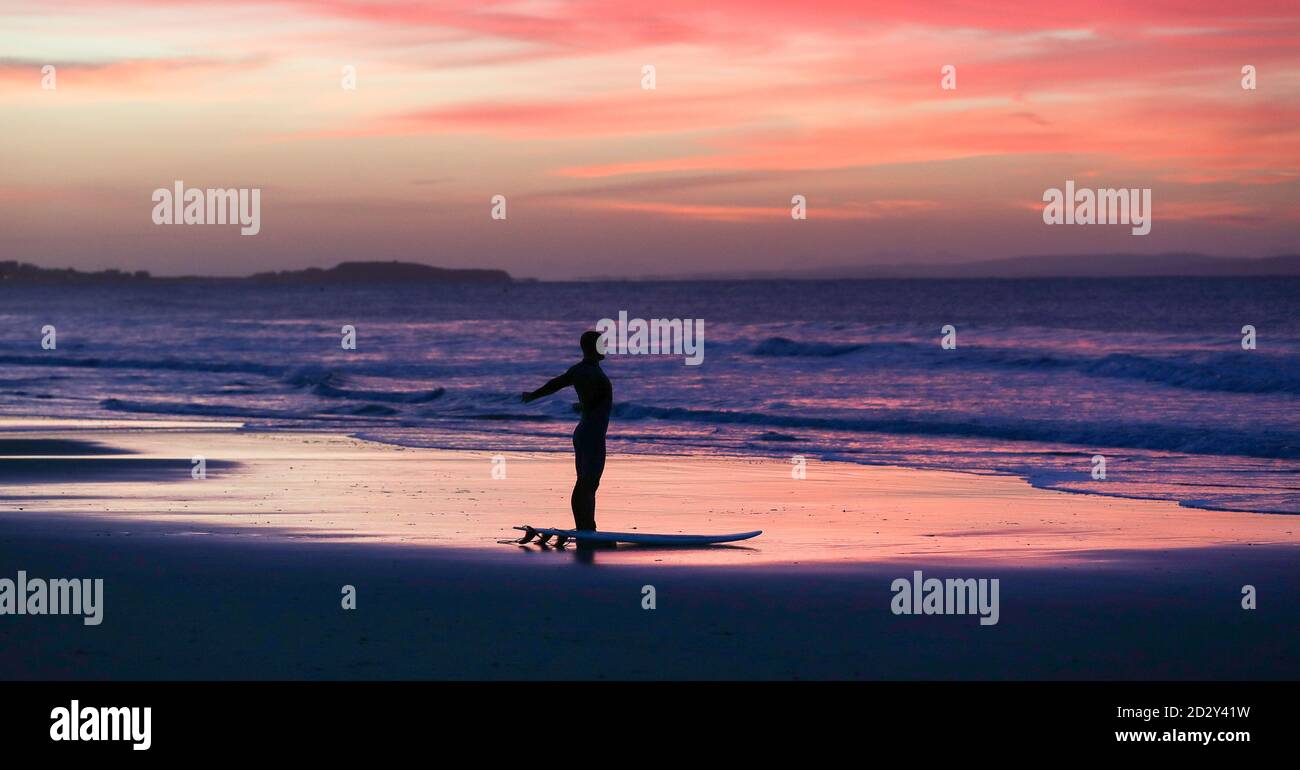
[513, 525, 761, 547]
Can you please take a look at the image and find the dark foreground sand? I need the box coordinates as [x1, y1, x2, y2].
[0, 421, 1296, 680]
[2, 515, 1296, 680]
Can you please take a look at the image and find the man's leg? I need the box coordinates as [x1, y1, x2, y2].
[571, 425, 605, 531]
[584, 436, 605, 529]
[571, 474, 599, 531]
[572, 428, 595, 530]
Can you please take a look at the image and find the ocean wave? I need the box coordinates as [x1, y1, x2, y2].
[321, 403, 400, 416]
[744, 337, 1300, 394]
[101, 398, 313, 420]
[1076, 353, 1300, 394]
[612, 402, 1300, 459]
[310, 382, 445, 403]
[0, 353, 283, 377]
[749, 337, 865, 357]
[754, 431, 804, 442]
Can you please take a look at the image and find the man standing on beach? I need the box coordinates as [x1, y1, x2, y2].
[521, 330, 612, 531]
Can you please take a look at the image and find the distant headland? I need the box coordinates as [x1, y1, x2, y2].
[4, 254, 1299, 284]
[628, 253, 1300, 281]
[0, 261, 515, 285]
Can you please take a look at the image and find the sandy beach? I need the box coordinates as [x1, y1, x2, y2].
[1, 417, 1296, 680]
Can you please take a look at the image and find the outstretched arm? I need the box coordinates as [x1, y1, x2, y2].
[521, 371, 573, 403]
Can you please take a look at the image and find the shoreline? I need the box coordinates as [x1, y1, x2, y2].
[14, 406, 1293, 517]
[0, 417, 1296, 566]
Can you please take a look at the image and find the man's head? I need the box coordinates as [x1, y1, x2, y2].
[581, 330, 605, 361]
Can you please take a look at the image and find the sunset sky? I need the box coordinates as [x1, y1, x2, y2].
[1, 0, 1297, 278]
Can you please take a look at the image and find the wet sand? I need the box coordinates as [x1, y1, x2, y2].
[1, 418, 1296, 679]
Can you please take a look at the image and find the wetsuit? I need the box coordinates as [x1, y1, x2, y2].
[525, 358, 612, 530]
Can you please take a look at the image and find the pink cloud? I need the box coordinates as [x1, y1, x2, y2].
[0, 55, 268, 94]
[7, 0, 1300, 270]
[578, 198, 939, 223]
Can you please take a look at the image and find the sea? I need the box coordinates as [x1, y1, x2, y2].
[1, 277, 1296, 514]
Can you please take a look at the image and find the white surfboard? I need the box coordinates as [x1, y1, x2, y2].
[513, 525, 761, 546]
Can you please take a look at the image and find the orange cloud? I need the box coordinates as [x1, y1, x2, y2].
[5, 0, 1299, 273]
[579, 198, 939, 223]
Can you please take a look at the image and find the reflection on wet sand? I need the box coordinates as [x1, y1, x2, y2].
[1, 421, 1296, 568]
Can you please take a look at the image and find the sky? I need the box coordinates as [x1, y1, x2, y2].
[1, 0, 1298, 279]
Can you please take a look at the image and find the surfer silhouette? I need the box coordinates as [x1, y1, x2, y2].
[522, 330, 612, 532]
